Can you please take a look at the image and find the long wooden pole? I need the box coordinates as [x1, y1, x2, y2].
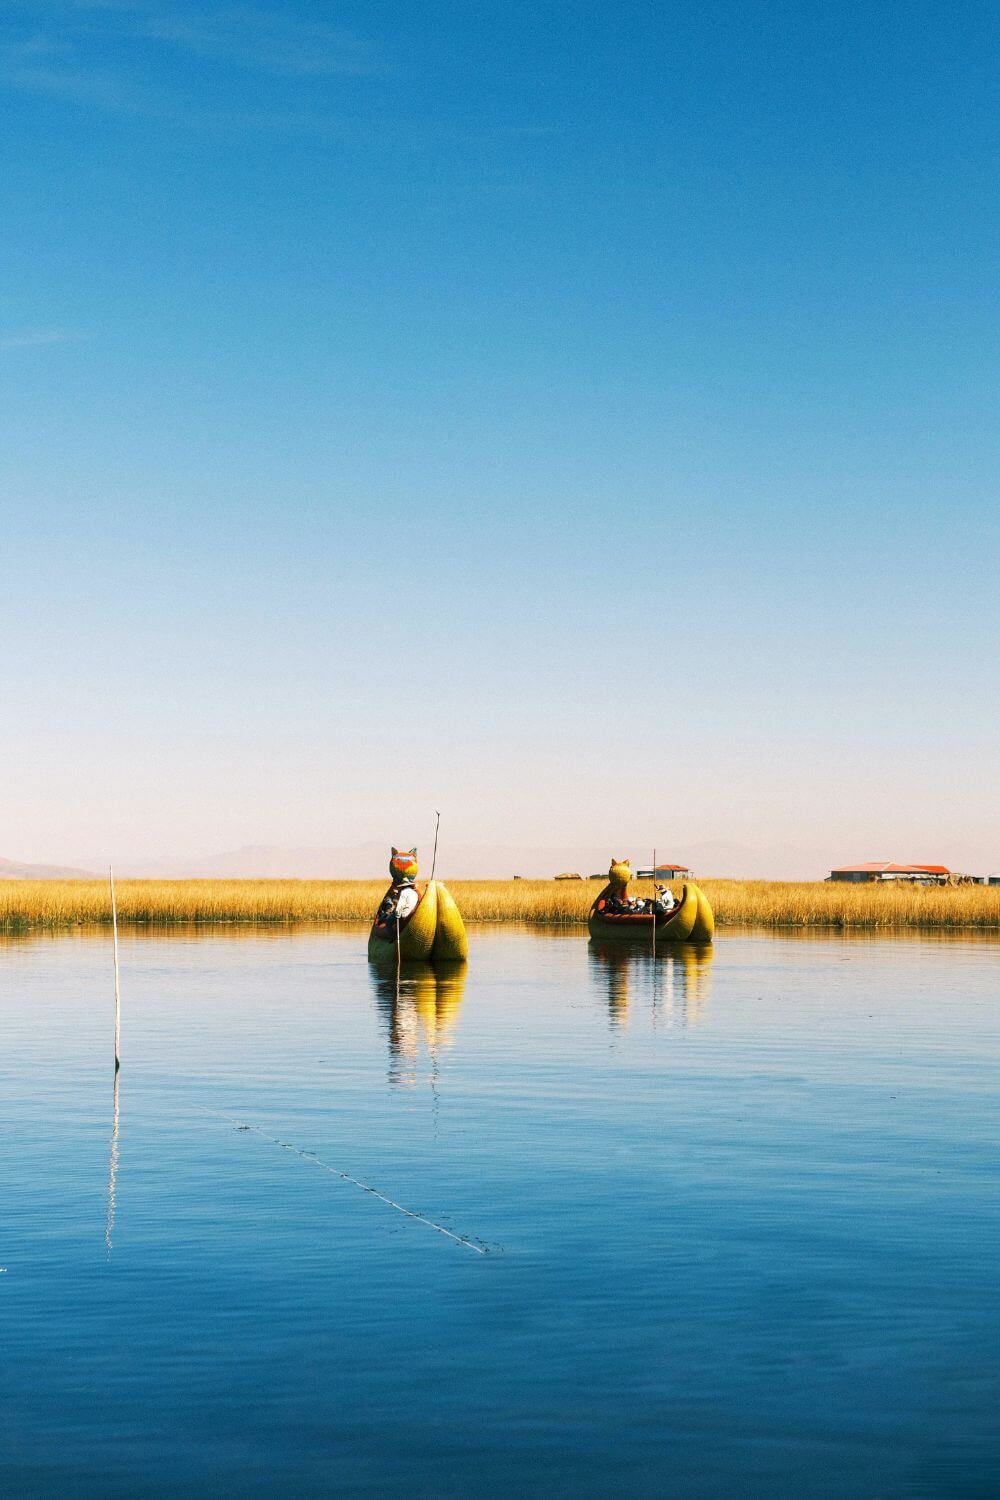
[430, 810, 441, 882]
[109, 864, 121, 1071]
[651, 846, 657, 958]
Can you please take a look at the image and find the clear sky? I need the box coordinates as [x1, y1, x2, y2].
[2, 0, 998, 877]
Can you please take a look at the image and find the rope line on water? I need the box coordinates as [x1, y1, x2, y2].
[198, 1106, 491, 1256]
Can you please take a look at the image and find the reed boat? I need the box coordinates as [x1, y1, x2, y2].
[367, 879, 469, 965]
[431, 881, 470, 962]
[587, 880, 714, 944]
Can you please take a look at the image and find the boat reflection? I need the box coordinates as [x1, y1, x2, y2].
[588, 941, 714, 1030]
[369, 963, 468, 1086]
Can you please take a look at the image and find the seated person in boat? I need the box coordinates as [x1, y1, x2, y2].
[375, 846, 420, 929]
[651, 883, 676, 915]
[596, 859, 678, 917]
[596, 858, 646, 915]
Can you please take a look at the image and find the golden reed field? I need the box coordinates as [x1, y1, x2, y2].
[1, 877, 999, 932]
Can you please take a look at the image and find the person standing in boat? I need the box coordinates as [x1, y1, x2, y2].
[375, 846, 420, 931]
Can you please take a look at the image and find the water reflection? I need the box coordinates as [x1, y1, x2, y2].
[105, 1069, 120, 1254]
[588, 942, 714, 1030]
[0, 921, 371, 950]
[368, 964, 468, 1086]
[2, 921, 999, 955]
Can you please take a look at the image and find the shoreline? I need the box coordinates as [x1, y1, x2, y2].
[2, 878, 999, 933]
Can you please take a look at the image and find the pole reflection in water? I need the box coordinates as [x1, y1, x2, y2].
[587, 942, 714, 1031]
[369, 964, 468, 1086]
[105, 1069, 120, 1254]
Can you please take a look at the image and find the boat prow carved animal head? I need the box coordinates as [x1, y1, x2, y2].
[390, 847, 418, 884]
[608, 857, 631, 890]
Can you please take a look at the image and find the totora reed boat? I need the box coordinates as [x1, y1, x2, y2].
[368, 847, 469, 965]
[587, 859, 714, 944]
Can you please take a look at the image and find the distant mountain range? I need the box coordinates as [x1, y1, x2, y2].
[86, 839, 840, 881]
[102, 844, 576, 880]
[0, 855, 99, 880]
[13, 839, 977, 882]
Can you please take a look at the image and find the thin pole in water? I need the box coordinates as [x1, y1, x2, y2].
[651, 846, 657, 959]
[109, 864, 121, 1072]
[430, 810, 441, 882]
[105, 1069, 120, 1254]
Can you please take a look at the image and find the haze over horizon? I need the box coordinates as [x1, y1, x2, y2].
[3, 1, 997, 873]
[1, 836, 995, 884]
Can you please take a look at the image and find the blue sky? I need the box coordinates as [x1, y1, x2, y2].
[2, 0, 998, 876]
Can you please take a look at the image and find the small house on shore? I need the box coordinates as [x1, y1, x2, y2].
[635, 863, 692, 881]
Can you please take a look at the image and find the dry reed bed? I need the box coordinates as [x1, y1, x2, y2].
[1, 878, 999, 932]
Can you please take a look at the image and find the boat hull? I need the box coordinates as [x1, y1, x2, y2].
[368, 881, 438, 963]
[690, 884, 715, 943]
[432, 881, 469, 963]
[368, 880, 468, 965]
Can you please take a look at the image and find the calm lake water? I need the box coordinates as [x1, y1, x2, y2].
[1, 927, 997, 1498]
